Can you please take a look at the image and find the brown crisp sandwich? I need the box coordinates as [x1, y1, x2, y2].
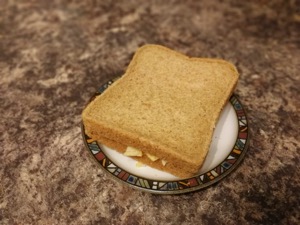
[82, 44, 239, 178]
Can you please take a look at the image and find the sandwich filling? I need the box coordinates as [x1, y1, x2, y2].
[124, 146, 168, 166]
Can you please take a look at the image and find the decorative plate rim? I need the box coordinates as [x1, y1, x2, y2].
[81, 79, 250, 194]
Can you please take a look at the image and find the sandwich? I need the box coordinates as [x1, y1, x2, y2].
[82, 44, 239, 178]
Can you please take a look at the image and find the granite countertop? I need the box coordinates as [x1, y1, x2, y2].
[1, 0, 299, 224]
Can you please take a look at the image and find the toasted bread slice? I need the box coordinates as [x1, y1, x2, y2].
[82, 44, 239, 178]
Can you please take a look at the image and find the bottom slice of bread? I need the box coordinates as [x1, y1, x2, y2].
[93, 135, 198, 178]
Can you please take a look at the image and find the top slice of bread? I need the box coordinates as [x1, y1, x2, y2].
[82, 44, 239, 177]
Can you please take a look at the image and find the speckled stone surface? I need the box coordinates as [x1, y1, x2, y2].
[0, 0, 299, 224]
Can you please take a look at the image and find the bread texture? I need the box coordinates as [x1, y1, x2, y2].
[82, 44, 239, 178]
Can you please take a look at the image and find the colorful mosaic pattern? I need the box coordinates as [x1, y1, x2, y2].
[82, 80, 249, 194]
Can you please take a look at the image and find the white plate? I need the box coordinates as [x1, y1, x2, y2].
[82, 80, 249, 194]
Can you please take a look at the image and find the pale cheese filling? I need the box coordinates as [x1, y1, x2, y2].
[124, 146, 168, 166]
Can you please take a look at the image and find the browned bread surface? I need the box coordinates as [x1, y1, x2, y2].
[82, 44, 239, 178]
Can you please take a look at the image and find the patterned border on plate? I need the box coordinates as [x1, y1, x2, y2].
[82, 79, 249, 194]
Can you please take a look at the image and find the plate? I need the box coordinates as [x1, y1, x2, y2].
[82, 79, 249, 194]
